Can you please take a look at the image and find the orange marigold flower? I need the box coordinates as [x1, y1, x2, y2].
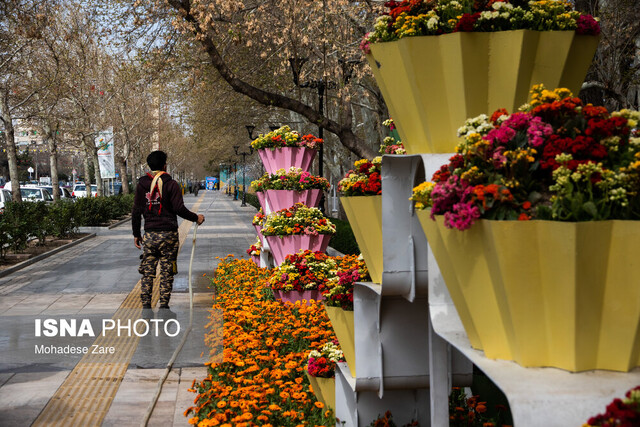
[314, 401, 325, 409]
[188, 417, 199, 425]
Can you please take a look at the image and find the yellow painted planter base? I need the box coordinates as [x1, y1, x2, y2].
[306, 372, 335, 410]
[340, 196, 383, 284]
[324, 305, 356, 377]
[418, 211, 640, 372]
[367, 30, 599, 154]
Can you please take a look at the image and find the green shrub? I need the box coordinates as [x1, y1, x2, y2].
[48, 200, 78, 238]
[328, 217, 360, 255]
[244, 192, 261, 211]
[2, 202, 33, 252]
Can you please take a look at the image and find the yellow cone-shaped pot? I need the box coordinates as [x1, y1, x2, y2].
[418, 211, 640, 372]
[367, 30, 599, 154]
[324, 305, 356, 377]
[306, 372, 335, 410]
[340, 195, 383, 284]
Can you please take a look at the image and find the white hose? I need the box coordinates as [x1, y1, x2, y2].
[141, 223, 198, 427]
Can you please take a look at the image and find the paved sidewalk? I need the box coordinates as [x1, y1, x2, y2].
[0, 190, 259, 426]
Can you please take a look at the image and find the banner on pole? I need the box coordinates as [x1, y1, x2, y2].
[95, 128, 116, 179]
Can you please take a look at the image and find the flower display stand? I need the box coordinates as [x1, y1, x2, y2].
[366, 31, 599, 153]
[419, 214, 640, 372]
[265, 234, 331, 266]
[330, 280, 472, 426]
[340, 195, 383, 284]
[324, 305, 356, 377]
[258, 146, 316, 175]
[251, 254, 260, 267]
[389, 153, 640, 425]
[273, 289, 324, 304]
[256, 191, 271, 214]
[253, 224, 264, 246]
[265, 188, 322, 212]
[306, 372, 335, 410]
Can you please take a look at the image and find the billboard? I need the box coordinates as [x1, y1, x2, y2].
[95, 129, 116, 179]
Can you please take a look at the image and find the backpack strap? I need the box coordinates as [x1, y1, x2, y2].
[147, 171, 166, 214]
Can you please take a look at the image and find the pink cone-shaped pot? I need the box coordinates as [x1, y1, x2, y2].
[256, 191, 269, 213]
[265, 234, 332, 266]
[265, 189, 322, 212]
[253, 224, 264, 245]
[251, 255, 261, 267]
[273, 289, 324, 304]
[259, 147, 317, 174]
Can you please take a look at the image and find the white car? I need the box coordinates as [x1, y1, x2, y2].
[38, 185, 74, 201]
[72, 184, 98, 198]
[20, 186, 53, 203]
[0, 189, 12, 211]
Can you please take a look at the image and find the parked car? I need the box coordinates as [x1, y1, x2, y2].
[20, 186, 53, 203]
[72, 184, 98, 198]
[38, 186, 75, 201]
[0, 189, 12, 211]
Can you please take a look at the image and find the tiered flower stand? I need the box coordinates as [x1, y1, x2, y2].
[385, 154, 640, 426]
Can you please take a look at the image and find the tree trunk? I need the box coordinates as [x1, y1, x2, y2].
[0, 97, 22, 202]
[47, 137, 60, 200]
[115, 154, 129, 195]
[91, 148, 103, 197]
[83, 137, 92, 190]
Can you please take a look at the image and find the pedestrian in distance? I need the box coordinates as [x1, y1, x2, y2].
[132, 150, 205, 309]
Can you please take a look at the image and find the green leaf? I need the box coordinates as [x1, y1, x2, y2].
[582, 201, 598, 219]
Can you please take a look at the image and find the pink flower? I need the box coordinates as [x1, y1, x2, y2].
[444, 201, 481, 230]
[527, 116, 553, 148]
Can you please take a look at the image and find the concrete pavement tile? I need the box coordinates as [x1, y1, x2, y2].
[0, 295, 29, 311]
[102, 368, 180, 427]
[78, 293, 129, 314]
[173, 367, 209, 426]
[0, 373, 14, 388]
[0, 370, 71, 426]
[42, 294, 94, 314]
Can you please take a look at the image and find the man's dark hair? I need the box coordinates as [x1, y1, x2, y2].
[147, 151, 167, 171]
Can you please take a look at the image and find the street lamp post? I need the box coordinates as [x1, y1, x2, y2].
[234, 143, 254, 207]
[288, 58, 335, 214]
[288, 57, 360, 214]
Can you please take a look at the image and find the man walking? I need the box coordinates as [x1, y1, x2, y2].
[132, 151, 205, 309]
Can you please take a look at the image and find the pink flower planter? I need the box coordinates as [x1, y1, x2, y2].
[265, 189, 322, 212]
[253, 224, 264, 245]
[265, 234, 332, 266]
[259, 147, 317, 175]
[273, 289, 324, 304]
[251, 255, 261, 267]
[256, 191, 269, 212]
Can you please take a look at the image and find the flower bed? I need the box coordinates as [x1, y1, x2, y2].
[585, 386, 640, 427]
[338, 158, 382, 197]
[251, 168, 330, 193]
[261, 203, 336, 237]
[185, 257, 336, 426]
[362, 0, 600, 49]
[412, 85, 640, 230]
[268, 250, 338, 293]
[250, 125, 323, 150]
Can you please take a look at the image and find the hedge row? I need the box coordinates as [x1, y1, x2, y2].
[0, 194, 134, 257]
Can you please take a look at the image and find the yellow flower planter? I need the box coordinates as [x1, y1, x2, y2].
[418, 211, 640, 372]
[340, 195, 383, 284]
[324, 305, 356, 377]
[367, 30, 599, 154]
[306, 372, 335, 410]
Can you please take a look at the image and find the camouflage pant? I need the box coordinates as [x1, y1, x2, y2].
[139, 230, 179, 306]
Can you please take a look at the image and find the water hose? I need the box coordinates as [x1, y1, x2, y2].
[140, 223, 198, 426]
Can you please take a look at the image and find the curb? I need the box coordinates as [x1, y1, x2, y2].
[0, 233, 97, 278]
[108, 216, 132, 229]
